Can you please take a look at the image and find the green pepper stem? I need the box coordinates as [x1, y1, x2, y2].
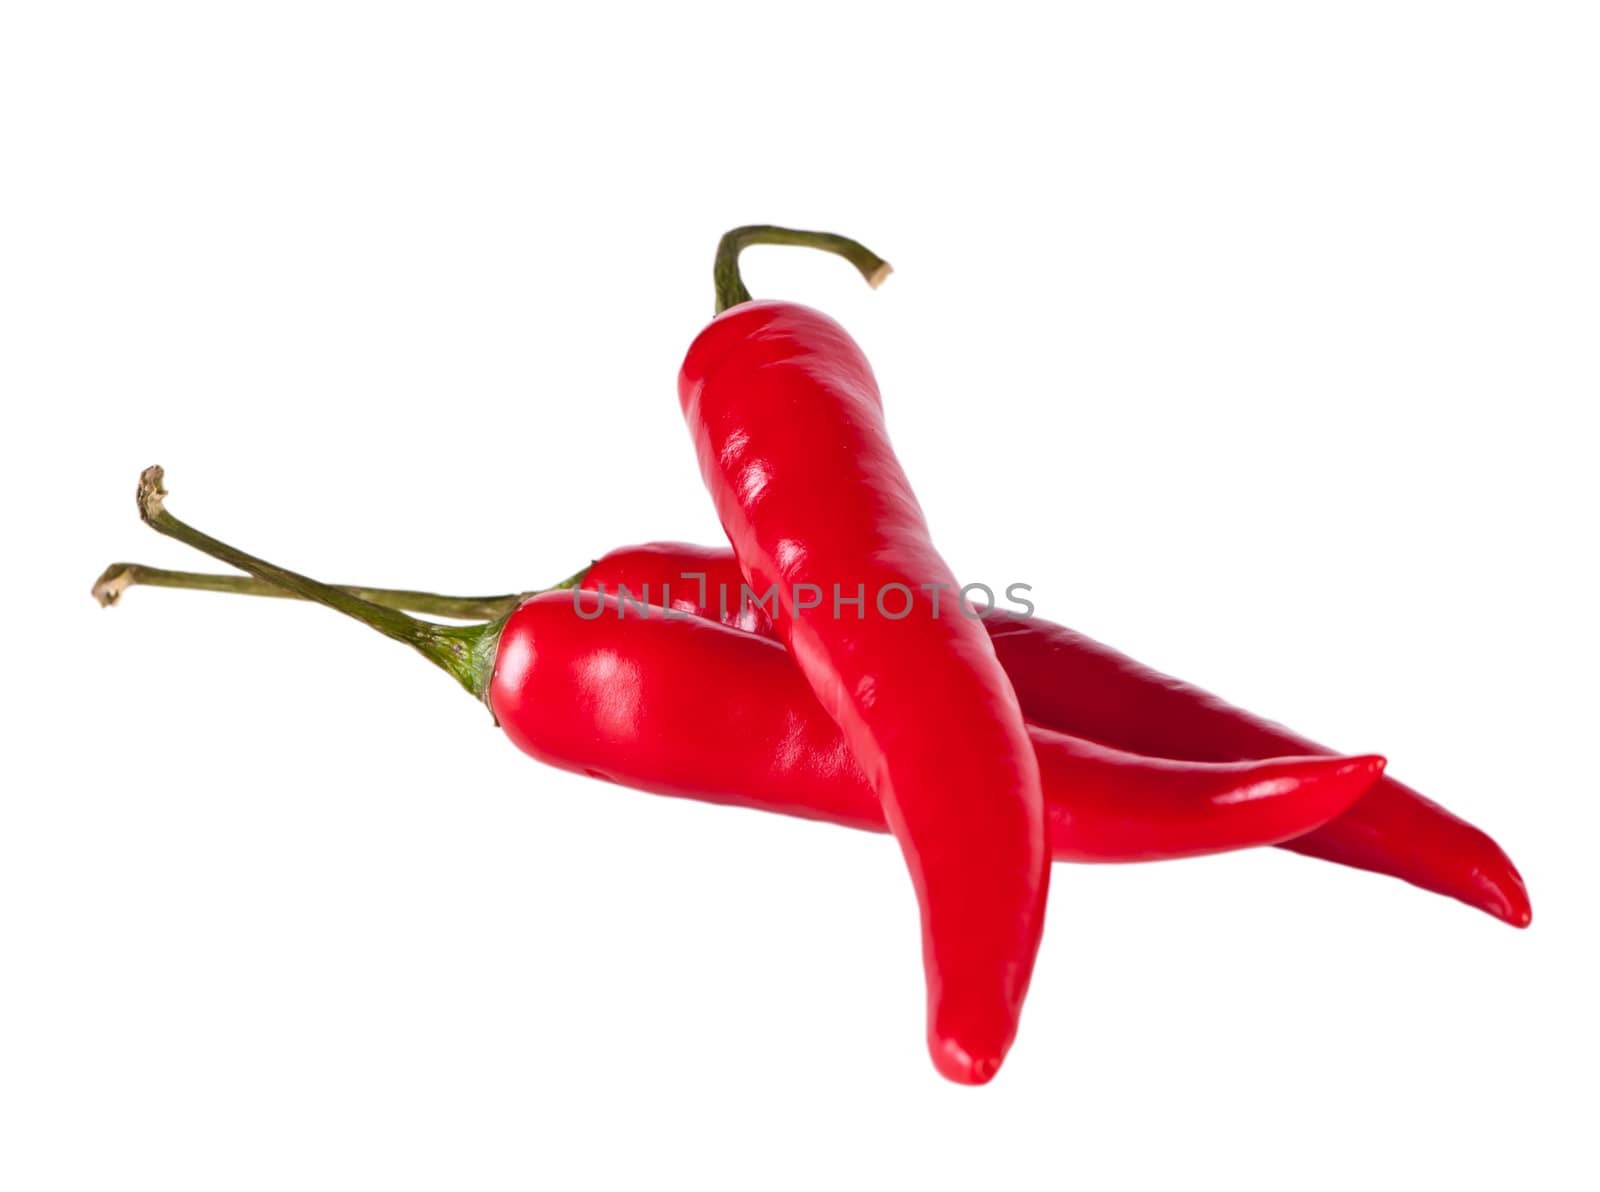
[713, 225, 892, 314]
[90, 561, 585, 621]
[131, 465, 503, 702]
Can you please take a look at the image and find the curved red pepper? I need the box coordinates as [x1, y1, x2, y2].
[93, 543, 1384, 867]
[680, 276, 1049, 1081]
[580, 542, 1530, 927]
[490, 592, 1384, 863]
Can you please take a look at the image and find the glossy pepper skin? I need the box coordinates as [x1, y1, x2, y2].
[489, 592, 1385, 861]
[580, 543, 1530, 927]
[680, 301, 1050, 1083]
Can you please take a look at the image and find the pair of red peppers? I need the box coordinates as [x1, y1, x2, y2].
[98, 226, 1529, 1086]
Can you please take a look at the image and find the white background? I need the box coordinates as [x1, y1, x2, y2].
[3, 3, 1596, 1188]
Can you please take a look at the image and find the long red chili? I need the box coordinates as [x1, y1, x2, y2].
[495, 593, 1384, 862]
[93, 541, 1385, 869]
[575, 542, 1530, 926]
[679, 227, 1049, 1082]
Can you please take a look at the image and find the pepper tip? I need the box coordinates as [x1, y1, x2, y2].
[1488, 875, 1533, 929]
[930, 1036, 1003, 1086]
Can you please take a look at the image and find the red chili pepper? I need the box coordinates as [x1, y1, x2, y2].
[93, 550, 1384, 864]
[574, 542, 1531, 927]
[495, 591, 1383, 860]
[679, 227, 1049, 1082]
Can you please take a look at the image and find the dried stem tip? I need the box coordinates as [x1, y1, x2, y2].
[138, 465, 168, 522]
